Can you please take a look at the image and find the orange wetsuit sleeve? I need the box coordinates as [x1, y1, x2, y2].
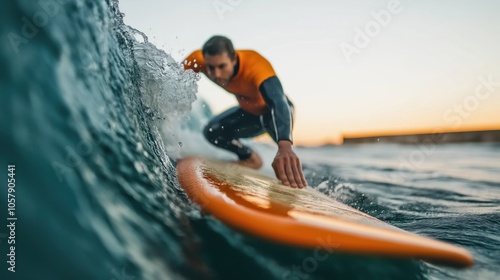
[246, 52, 276, 87]
[183, 50, 205, 73]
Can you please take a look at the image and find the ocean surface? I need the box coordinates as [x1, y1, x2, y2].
[1, 1, 499, 279]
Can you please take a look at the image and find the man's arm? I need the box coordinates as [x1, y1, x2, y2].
[259, 76, 307, 188]
[259, 76, 293, 142]
[183, 50, 205, 73]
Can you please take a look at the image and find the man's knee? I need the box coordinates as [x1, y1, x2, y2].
[203, 123, 222, 141]
[203, 124, 213, 141]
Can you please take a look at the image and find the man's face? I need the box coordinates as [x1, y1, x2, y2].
[204, 52, 237, 87]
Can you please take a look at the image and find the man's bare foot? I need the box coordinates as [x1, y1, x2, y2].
[234, 152, 263, 169]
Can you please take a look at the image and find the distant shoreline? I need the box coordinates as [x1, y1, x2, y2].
[341, 129, 500, 145]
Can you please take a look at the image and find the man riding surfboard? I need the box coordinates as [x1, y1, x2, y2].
[183, 35, 307, 188]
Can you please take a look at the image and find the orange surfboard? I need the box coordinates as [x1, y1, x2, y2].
[176, 157, 474, 268]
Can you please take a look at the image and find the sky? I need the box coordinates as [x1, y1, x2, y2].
[119, 0, 500, 145]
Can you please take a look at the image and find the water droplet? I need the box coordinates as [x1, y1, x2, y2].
[178, 142, 183, 147]
[136, 142, 143, 152]
[134, 161, 144, 173]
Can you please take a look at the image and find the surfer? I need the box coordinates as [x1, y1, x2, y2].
[183, 35, 307, 188]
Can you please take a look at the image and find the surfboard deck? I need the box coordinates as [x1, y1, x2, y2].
[176, 156, 474, 268]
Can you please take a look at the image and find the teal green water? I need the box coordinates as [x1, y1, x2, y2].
[1, 1, 499, 279]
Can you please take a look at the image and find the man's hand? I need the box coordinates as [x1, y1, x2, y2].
[272, 141, 307, 188]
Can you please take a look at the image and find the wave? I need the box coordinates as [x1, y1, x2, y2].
[0, 0, 215, 279]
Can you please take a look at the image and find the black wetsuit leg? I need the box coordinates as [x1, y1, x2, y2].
[203, 106, 266, 160]
[203, 100, 295, 160]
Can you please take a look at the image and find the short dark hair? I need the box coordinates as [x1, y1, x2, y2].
[202, 35, 236, 59]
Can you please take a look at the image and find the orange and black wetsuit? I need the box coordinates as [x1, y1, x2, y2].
[184, 50, 294, 160]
